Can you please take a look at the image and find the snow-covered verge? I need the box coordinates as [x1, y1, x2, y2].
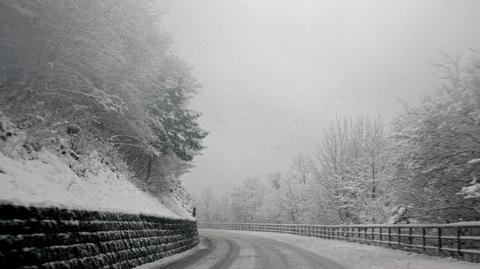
[226, 230, 478, 269]
[0, 150, 185, 218]
[0, 112, 195, 219]
[135, 240, 202, 269]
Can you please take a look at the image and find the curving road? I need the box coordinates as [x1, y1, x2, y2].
[156, 229, 346, 269]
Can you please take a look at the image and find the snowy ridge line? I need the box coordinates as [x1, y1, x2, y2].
[0, 203, 199, 268]
[199, 222, 480, 263]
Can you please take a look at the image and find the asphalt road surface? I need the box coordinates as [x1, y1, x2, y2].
[157, 229, 347, 269]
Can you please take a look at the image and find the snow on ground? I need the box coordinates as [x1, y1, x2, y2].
[136, 241, 203, 269]
[225, 230, 478, 269]
[0, 150, 185, 218]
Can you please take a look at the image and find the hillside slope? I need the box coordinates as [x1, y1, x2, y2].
[0, 115, 193, 219]
[0, 1, 206, 220]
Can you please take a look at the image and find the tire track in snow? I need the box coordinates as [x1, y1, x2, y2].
[154, 229, 346, 269]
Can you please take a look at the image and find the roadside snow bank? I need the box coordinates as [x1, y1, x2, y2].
[0, 150, 180, 218]
[223, 230, 478, 269]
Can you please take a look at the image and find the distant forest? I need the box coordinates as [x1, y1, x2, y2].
[196, 52, 480, 225]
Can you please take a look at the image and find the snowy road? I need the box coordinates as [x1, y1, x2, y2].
[138, 229, 480, 269]
[155, 229, 346, 269]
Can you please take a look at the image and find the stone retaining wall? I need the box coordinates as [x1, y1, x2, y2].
[0, 204, 198, 268]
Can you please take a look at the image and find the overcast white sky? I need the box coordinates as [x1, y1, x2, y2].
[162, 0, 480, 196]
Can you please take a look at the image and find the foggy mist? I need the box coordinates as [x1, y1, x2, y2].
[1, 1, 480, 268]
[163, 0, 480, 195]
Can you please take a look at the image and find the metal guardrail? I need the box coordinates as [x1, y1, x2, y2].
[198, 222, 480, 262]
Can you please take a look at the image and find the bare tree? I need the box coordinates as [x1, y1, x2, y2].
[314, 116, 391, 224]
[199, 187, 215, 222]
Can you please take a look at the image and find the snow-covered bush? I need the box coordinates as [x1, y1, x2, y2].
[458, 158, 480, 199]
[391, 52, 480, 222]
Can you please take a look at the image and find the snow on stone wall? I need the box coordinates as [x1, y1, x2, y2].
[0, 204, 199, 268]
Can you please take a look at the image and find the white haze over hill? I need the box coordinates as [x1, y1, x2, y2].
[162, 0, 480, 195]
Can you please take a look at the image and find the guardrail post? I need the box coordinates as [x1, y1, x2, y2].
[408, 227, 412, 246]
[398, 227, 401, 245]
[422, 227, 426, 251]
[438, 227, 442, 252]
[388, 227, 391, 246]
[456, 226, 462, 256]
[379, 227, 382, 243]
